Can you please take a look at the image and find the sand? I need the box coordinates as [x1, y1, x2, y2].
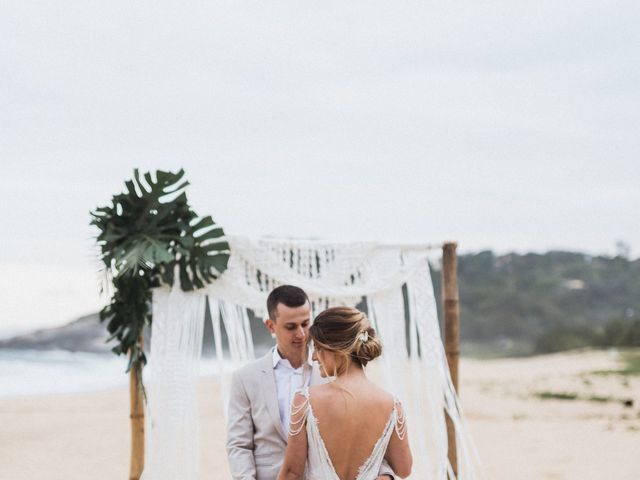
[461, 350, 639, 479]
[1, 350, 638, 479]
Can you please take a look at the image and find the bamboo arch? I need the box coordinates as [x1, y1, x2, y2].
[127, 240, 462, 479]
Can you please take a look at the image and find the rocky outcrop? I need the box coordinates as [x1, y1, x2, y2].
[0, 313, 111, 353]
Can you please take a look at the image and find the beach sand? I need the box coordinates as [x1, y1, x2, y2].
[1, 350, 638, 479]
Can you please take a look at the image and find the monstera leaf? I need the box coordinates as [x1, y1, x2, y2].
[91, 169, 230, 369]
[92, 169, 230, 284]
[161, 215, 230, 290]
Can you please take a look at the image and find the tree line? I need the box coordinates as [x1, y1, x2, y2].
[431, 250, 640, 353]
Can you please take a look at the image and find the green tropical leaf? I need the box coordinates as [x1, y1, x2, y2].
[91, 169, 229, 370]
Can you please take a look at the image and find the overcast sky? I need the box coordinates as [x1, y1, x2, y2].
[1, 0, 639, 332]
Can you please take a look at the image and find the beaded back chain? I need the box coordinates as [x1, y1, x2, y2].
[394, 398, 408, 440]
[288, 392, 310, 436]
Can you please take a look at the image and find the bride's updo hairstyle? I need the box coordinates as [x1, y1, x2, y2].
[310, 307, 383, 375]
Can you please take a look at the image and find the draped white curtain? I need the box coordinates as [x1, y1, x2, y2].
[141, 287, 206, 480]
[142, 236, 483, 480]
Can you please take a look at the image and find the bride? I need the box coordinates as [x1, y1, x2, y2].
[277, 307, 412, 480]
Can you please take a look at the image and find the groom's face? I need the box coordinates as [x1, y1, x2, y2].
[266, 301, 311, 362]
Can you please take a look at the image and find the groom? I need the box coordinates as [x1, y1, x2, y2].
[226, 285, 395, 480]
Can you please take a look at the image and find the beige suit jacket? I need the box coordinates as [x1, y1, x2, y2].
[225, 351, 395, 480]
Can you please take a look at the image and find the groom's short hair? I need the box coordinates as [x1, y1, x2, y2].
[267, 285, 309, 321]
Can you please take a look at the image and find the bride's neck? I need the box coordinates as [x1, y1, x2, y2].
[334, 363, 366, 383]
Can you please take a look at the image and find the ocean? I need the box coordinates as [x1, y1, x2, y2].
[0, 349, 234, 398]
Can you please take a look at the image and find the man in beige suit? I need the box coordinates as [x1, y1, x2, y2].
[226, 285, 395, 480]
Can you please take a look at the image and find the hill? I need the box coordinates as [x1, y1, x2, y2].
[431, 251, 640, 353]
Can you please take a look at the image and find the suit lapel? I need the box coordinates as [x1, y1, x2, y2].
[260, 352, 287, 442]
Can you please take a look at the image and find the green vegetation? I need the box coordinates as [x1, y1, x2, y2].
[534, 391, 624, 404]
[587, 395, 613, 403]
[535, 391, 578, 400]
[621, 350, 640, 374]
[592, 350, 640, 376]
[431, 251, 640, 354]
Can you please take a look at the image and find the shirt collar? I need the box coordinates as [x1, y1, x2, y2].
[272, 346, 310, 370]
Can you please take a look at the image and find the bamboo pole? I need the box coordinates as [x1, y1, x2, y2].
[442, 242, 460, 478]
[129, 337, 145, 480]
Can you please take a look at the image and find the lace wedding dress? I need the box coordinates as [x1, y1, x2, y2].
[290, 386, 407, 480]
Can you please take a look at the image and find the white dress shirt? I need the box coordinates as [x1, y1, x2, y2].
[272, 347, 312, 437]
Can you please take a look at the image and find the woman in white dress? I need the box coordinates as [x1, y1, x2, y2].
[277, 307, 412, 480]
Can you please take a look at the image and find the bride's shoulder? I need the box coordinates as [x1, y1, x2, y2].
[306, 384, 340, 409]
[308, 383, 332, 398]
[362, 385, 399, 415]
[367, 382, 396, 402]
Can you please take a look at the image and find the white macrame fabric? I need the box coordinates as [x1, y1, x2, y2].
[142, 236, 484, 480]
[141, 286, 206, 480]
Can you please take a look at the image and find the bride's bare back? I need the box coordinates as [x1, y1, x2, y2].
[277, 306, 412, 480]
[310, 380, 395, 479]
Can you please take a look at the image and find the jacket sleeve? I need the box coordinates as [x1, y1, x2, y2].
[378, 459, 396, 479]
[226, 371, 257, 480]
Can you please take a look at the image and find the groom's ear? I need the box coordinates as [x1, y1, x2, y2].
[265, 318, 276, 334]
